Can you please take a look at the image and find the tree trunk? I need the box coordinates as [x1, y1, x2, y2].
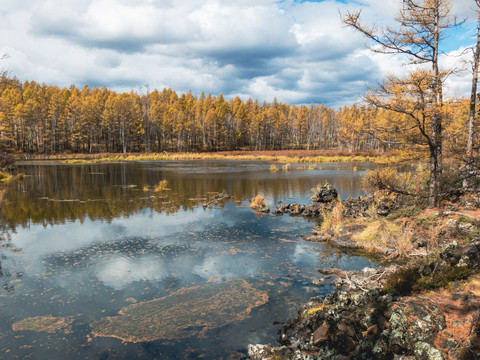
[428, 1, 442, 208]
[464, 15, 480, 189]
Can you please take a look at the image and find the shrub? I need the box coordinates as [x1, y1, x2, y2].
[0, 152, 14, 169]
[383, 266, 421, 296]
[362, 166, 429, 200]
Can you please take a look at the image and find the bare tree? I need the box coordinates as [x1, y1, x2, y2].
[342, 0, 460, 207]
[464, 0, 480, 189]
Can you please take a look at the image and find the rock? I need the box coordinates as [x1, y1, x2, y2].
[385, 297, 446, 354]
[313, 321, 330, 344]
[441, 241, 480, 270]
[312, 278, 325, 286]
[311, 183, 338, 203]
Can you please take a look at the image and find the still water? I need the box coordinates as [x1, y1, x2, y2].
[0, 161, 379, 359]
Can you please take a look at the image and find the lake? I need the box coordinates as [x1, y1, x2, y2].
[0, 161, 379, 359]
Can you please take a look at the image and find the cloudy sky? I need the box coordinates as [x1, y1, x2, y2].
[0, 0, 477, 107]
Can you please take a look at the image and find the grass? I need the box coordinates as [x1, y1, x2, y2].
[18, 149, 406, 165]
[154, 180, 169, 192]
[320, 201, 343, 234]
[0, 171, 13, 183]
[352, 220, 414, 258]
[250, 194, 266, 209]
[269, 164, 279, 172]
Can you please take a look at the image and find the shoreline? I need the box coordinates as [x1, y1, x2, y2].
[13, 150, 412, 165]
[249, 186, 480, 360]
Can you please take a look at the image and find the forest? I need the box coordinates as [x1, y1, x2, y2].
[0, 75, 471, 155]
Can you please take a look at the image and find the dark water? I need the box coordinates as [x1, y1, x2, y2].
[0, 161, 379, 359]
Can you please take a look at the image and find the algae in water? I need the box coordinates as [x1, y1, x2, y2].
[91, 279, 268, 342]
[12, 316, 73, 334]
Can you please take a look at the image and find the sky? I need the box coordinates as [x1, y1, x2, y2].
[0, 0, 478, 107]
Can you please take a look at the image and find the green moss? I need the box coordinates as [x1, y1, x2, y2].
[414, 214, 439, 228]
[383, 265, 473, 296]
[458, 215, 476, 226]
[415, 266, 472, 291]
[383, 266, 421, 296]
[385, 206, 423, 220]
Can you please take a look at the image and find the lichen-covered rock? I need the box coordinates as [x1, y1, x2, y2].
[311, 184, 338, 204]
[383, 297, 446, 357]
[440, 241, 480, 270]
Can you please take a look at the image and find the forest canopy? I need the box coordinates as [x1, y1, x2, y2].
[0, 76, 471, 155]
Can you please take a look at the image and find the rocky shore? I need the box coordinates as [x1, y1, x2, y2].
[249, 185, 480, 360]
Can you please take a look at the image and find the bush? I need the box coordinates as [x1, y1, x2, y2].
[0, 152, 14, 169]
[362, 166, 429, 203]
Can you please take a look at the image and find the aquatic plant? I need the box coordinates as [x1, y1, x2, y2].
[154, 180, 169, 192]
[270, 164, 279, 172]
[250, 194, 266, 209]
[90, 279, 268, 342]
[12, 316, 73, 334]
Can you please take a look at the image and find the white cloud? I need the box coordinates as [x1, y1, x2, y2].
[0, 0, 475, 106]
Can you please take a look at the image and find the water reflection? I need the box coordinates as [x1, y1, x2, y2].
[0, 161, 379, 359]
[5, 160, 371, 228]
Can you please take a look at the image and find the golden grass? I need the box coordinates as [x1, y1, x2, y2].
[154, 180, 169, 192]
[20, 150, 406, 165]
[352, 220, 414, 258]
[321, 201, 343, 234]
[282, 163, 291, 171]
[250, 194, 266, 209]
[269, 164, 279, 172]
[0, 171, 13, 183]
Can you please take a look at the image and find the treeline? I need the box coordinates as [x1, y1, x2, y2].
[0, 76, 469, 154]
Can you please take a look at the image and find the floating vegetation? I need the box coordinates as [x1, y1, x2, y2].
[269, 164, 279, 172]
[90, 279, 268, 342]
[282, 163, 290, 171]
[12, 316, 73, 334]
[154, 179, 169, 192]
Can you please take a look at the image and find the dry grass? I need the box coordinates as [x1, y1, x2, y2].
[352, 220, 414, 257]
[21, 149, 404, 165]
[269, 164, 279, 172]
[0, 171, 12, 183]
[250, 194, 266, 209]
[283, 163, 291, 171]
[321, 201, 344, 233]
[154, 180, 169, 192]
